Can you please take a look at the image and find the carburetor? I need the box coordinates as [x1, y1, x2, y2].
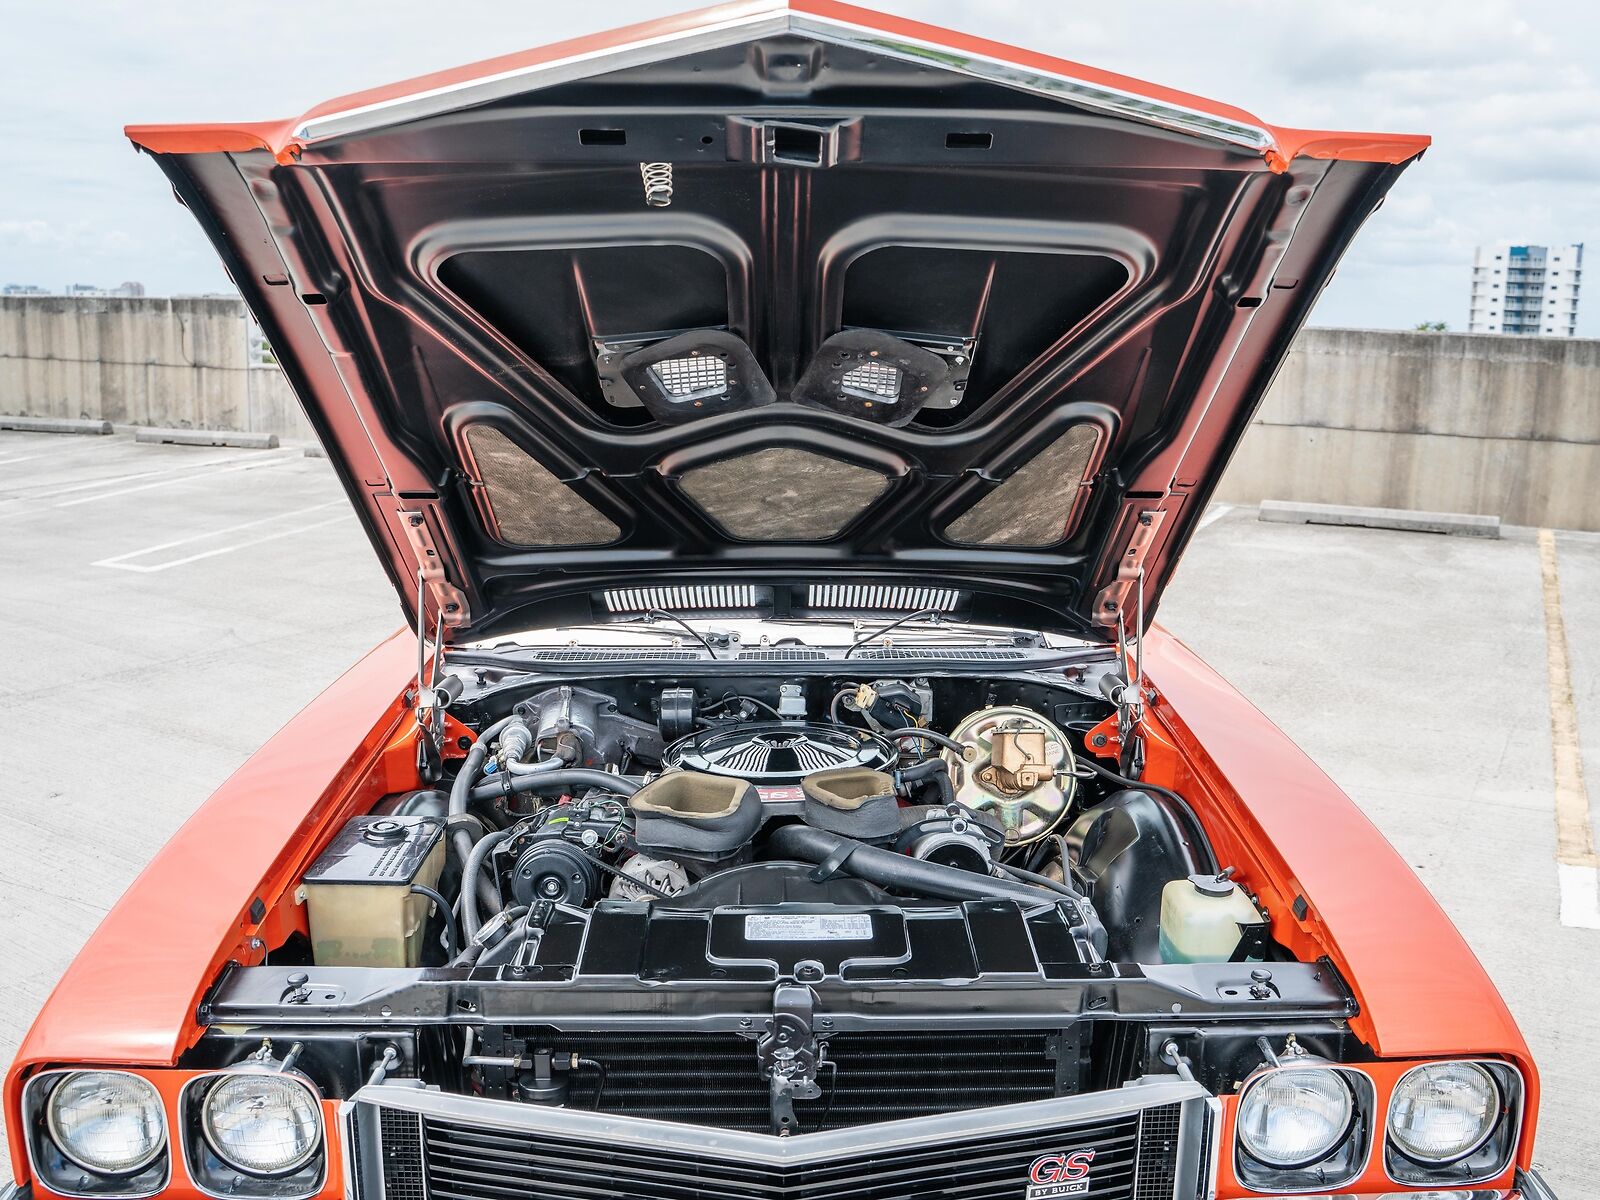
[941, 706, 1076, 844]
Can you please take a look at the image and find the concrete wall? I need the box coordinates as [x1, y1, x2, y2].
[4, 299, 1599, 529]
[0, 296, 312, 440]
[1219, 327, 1600, 530]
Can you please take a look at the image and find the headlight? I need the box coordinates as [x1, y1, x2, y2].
[46, 1071, 166, 1176]
[200, 1073, 322, 1176]
[1238, 1067, 1354, 1168]
[1388, 1061, 1500, 1164]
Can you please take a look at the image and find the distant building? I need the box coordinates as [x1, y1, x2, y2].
[3, 282, 145, 298]
[58, 281, 147, 298]
[1469, 243, 1582, 336]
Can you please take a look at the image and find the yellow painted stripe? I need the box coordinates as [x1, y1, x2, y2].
[1539, 528, 1599, 868]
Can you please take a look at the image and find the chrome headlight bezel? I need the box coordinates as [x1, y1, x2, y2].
[1384, 1059, 1521, 1186]
[21, 1070, 170, 1200]
[1233, 1061, 1374, 1193]
[180, 1067, 326, 1199]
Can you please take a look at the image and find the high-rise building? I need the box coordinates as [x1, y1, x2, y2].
[1469, 243, 1582, 336]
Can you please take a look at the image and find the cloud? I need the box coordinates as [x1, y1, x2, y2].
[1, 0, 1595, 333]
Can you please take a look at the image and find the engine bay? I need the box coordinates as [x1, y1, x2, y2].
[300, 670, 1249, 978]
[172, 657, 1367, 1137]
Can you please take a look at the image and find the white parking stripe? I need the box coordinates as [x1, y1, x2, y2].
[1538, 528, 1600, 929]
[52, 452, 299, 509]
[1558, 863, 1600, 930]
[0, 449, 279, 502]
[93, 503, 349, 573]
[1197, 503, 1234, 531]
[0, 437, 131, 468]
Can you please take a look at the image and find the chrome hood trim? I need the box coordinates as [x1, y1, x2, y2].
[292, 7, 1273, 154]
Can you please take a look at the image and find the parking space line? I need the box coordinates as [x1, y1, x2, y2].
[1538, 528, 1600, 928]
[0, 455, 302, 520]
[1558, 863, 1600, 929]
[52, 452, 300, 509]
[0, 448, 280, 503]
[0, 437, 133, 468]
[92, 502, 349, 573]
[1197, 503, 1234, 531]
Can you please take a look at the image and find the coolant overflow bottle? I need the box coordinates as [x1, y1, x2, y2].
[1157, 870, 1264, 963]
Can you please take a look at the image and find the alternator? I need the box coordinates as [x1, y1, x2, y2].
[942, 706, 1076, 844]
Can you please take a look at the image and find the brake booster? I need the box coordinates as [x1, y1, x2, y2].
[942, 706, 1076, 844]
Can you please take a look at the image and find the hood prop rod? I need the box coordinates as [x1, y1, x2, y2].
[412, 569, 453, 781]
[1111, 565, 1148, 776]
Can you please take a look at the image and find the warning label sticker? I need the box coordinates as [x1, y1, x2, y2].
[744, 913, 874, 941]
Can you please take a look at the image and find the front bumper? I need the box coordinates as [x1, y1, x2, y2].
[0, 1166, 1559, 1200]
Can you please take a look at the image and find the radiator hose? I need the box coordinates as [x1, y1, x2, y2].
[459, 829, 512, 941]
[469, 769, 642, 805]
[448, 716, 517, 915]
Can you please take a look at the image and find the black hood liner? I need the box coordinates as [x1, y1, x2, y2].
[133, 7, 1422, 641]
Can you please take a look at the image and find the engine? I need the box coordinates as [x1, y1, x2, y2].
[253, 670, 1298, 1139]
[297, 673, 1253, 984]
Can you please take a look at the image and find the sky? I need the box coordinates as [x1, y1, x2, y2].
[4, 1, 1597, 335]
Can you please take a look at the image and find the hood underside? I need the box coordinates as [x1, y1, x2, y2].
[128, 0, 1426, 642]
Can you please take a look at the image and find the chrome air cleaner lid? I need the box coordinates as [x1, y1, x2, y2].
[661, 721, 896, 787]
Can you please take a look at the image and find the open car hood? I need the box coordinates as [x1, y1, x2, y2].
[128, 0, 1426, 643]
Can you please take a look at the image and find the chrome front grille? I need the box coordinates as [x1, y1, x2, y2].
[349, 1080, 1208, 1200]
[421, 1115, 1145, 1200]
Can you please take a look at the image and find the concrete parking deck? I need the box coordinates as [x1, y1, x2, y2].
[1162, 507, 1600, 1194]
[1, 432, 1596, 1193]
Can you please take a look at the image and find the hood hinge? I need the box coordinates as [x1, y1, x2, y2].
[1092, 507, 1167, 631]
[398, 508, 470, 631]
[1093, 508, 1169, 770]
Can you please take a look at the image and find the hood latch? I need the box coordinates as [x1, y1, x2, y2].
[756, 983, 830, 1136]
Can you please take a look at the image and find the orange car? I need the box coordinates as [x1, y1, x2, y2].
[6, 4, 1551, 1200]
